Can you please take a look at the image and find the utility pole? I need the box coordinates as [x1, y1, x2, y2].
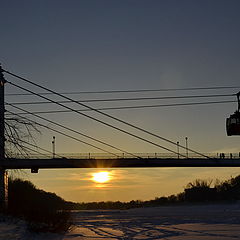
[0, 65, 7, 211]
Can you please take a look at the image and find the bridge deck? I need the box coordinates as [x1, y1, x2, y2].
[1, 158, 240, 169]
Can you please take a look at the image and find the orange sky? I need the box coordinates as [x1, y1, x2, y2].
[16, 167, 239, 202]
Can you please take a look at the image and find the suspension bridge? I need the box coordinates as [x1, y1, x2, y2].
[0, 65, 240, 209]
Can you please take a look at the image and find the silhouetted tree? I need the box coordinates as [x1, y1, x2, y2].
[5, 116, 40, 158]
[8, 178, 71, 232]
[184, 179, 217, 202]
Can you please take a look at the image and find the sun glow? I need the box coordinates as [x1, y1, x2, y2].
[92, 171, 111, 183]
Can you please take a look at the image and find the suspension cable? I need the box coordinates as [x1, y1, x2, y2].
[7, 104, 142, 158]
[6, 86, 240, 96]
[5, 100, 236, 115]
[5, 93, 235, 105]
[4, 69, 209, 158]
[6, 110, 144, 158]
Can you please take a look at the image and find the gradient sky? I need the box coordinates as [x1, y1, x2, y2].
[1, 0, 240, 202]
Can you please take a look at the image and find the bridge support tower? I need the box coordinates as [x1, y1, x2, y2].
[0, 65, 7, 211]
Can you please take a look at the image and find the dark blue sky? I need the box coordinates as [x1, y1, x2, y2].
[2, 0, 240, 151]
[2, 0, 240, 90]
[1, 1, 240, 201]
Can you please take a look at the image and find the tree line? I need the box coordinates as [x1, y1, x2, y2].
[8, 174, 240, 216]
[68, 175, 240, 210]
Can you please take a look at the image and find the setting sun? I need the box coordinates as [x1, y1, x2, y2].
[92, 171, 111, 183]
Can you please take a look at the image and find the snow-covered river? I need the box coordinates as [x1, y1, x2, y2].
[1, 203, 240, 239]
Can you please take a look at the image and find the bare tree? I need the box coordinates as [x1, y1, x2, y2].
[5, 116, 41, 158]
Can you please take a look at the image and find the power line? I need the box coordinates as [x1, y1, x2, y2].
[5, 86, 240, 96]
[6, 82, 185, 157]
[5, 93, 235, 106]
[14, 139, 63, 158]
[5, 100, 237, 116]
[6, 108, 143, 158]
[7, 110, 124, 157]
[5, 70, 208, 158]
[6, 139, 50, 158]
[18, 145, 50, 158]
[4, 69, 208, 158]
[5, 129, 30, 158]
[5, 123, 56, 157]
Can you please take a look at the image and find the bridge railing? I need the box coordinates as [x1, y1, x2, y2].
[6, 152, 240, 159]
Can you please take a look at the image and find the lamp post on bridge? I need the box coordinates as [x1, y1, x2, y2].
[52, 136, 56, 158]
[177, 141, 179, 159]
[185, 137, 188, 158]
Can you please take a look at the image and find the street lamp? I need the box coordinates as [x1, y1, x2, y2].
[52, 136, 56, 158]
[185, 137, 188, 158]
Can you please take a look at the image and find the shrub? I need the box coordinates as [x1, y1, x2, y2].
[8, 178, 72, 233]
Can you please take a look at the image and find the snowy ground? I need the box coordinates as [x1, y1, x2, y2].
[1, 203, 240, 239]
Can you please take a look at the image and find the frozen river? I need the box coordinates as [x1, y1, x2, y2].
[1, 203, 240, 239]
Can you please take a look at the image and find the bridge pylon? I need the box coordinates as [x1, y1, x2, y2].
[0, 65, 7, 211]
